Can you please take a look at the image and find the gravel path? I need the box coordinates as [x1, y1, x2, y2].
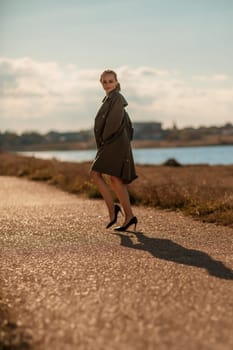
[0, 176, 233, 350]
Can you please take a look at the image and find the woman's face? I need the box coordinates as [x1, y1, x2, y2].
[101, 73, 117, 95]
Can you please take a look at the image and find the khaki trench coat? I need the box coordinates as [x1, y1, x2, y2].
[91, 89, 138, 184]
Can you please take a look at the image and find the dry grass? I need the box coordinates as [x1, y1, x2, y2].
[129, 164, 233, 227]
[0, 152, 232, 228]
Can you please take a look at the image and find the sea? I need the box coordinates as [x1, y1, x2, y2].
[17, 145, 233, 165]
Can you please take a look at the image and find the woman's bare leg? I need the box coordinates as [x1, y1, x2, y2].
[90, 170, 115, 220]
[109, 175, 134, 224]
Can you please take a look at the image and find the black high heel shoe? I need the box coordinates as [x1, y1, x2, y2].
[106, 204, 122, 229]
[114, 216, 138, 232]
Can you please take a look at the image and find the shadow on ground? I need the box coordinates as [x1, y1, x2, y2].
[112, 231, 233, 280]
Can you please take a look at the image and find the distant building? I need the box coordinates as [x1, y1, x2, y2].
[133, 122, 164, 140]
[221, 123, 233, 135]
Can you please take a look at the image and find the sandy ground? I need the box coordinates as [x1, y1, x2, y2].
[0, 176, 233, 350]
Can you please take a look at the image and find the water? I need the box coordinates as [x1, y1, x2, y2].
[17, 145, 233, 165]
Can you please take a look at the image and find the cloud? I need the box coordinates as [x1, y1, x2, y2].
[0, 57, 233, 132]
[192, 74, 229, 81]
[118, 67, 233, 127]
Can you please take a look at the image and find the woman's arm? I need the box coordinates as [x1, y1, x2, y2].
[102, 94, 125, 142]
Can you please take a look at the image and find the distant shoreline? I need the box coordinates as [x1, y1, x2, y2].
[1, 136, 233, 152]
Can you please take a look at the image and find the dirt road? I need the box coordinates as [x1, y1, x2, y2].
[0, 176, 233, 350]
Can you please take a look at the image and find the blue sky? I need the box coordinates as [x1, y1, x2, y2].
[1, 0, 233, 132]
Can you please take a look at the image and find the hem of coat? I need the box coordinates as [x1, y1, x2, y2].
[91, 164, 138, 184]
[123, 175, 138, 184]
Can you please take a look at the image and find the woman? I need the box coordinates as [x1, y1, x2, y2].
[90, 69, 138, 231]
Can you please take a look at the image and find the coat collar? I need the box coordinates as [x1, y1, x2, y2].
[102, 88, 128, 107]
[102, 88, 118, 103]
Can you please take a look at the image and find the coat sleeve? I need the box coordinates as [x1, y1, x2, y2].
[102, 94, 125, 142]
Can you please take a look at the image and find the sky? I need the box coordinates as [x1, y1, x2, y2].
[0, 0, 233, 133]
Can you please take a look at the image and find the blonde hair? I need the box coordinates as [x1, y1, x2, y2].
[100, 69, 121, 91]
